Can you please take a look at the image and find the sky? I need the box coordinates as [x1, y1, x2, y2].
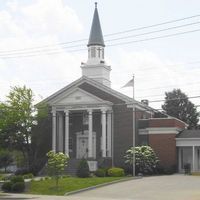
[0, 0, 200, 110]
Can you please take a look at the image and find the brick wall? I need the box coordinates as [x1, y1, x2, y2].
[148, 134, 177, 168]
[113, 104, 133, 167]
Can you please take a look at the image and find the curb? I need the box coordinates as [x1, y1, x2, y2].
[65, 176, 141, 196]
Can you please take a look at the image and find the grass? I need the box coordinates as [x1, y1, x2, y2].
[28, 177, 125, 195]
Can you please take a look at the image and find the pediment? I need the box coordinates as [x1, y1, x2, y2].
[50, 88, 108, 105]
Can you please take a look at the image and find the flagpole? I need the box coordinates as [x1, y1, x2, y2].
[132, 74, 136, 177]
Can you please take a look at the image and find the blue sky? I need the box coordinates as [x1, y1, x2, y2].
[0, 0, 200, 109]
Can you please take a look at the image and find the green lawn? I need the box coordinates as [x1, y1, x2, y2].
[28, 177, 125, 196]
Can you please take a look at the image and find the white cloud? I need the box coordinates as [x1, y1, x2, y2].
[19, 0, 83, 37]
[0, 0, 84, 102]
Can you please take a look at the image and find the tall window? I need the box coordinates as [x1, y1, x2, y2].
[102, 49, 104, 59]
[97, 47, 101, 58]
[91, 47, 96, 58]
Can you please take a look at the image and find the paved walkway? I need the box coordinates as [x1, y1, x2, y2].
[1, 175, 200, 200]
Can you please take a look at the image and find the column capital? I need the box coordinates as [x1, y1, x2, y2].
[51, 109, 56, 117]
[64, 109, 69, 116]
[87, 109, 93, 114]
[101, 108, 107, 114]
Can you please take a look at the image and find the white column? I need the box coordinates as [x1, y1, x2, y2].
[178, 148, 182, 172]
[192, 146, 195, 172]
[88, 109, 93, 158]
[107, 111, 112, 157]
[52, 110, 57, 152]
[64, 110, 69, 155]
[101, 108, 107, 157]
[58, 112, 64, 152]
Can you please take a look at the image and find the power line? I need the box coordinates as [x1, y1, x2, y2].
[106, 21, 200, 42]
[148, 95, 200, 103]
[1, 20, 198, 57]
[1, 28, 200, 59]
[105, 14, 200, 36]
[107, 28, 200, 47]
[0, 21, 199, 57]
[0, 14, 199, 54]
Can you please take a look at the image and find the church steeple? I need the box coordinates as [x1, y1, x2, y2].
[81, 2, 111, 88]
[87, 2, 105, 47]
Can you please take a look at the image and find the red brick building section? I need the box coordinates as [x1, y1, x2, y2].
[149, 134, 177, 168]
[139, 118, 187, 169]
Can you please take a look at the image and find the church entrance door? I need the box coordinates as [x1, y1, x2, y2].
[76, 131, 96, 159]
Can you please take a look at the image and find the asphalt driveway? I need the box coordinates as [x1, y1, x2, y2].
[1, 174, 200, 200]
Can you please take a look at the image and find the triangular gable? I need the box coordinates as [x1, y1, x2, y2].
[39, 76, 157, 112]
[40, 76, 132, 105]
[49, 88, 111, 106]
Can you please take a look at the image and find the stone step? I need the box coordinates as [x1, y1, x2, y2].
[65, 159, 81, 176]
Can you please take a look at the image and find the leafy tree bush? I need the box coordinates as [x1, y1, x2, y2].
[125, 146, 159, 175]
[0, 86, 48, 172]
[76, 159, 90, 178]
[1, 182, 12, 192]
[47, 151, 69, 188]
[107, 167, 125, 177]
[0, 149, 13, 172]
[162, 89, 199, 129]
[23, 173, 34, 179]
[1, 176, 25, 193]
[11, 175, 24, 184]
[11, 182, 25, 193]
[94, 168, 107, 177]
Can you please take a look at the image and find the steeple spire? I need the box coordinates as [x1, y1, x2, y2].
[81, 3, 111, 88]
[88, 2, 105, 47]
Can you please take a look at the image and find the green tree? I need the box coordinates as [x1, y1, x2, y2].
[0, 86, 48, 171]
[47, 151, 69, 188]
[162, 89, 199, 129]
[125, 146, 159, 174]
[0, 149, 13, 172]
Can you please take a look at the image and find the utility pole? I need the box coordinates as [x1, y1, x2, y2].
[132, 74, 136, 177]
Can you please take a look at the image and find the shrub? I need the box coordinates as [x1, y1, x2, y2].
[1, 176, 25, 193]
[11, 182, 25, 193]
[76, 159, 90, 178]
[1, 181, 12, 192]
[95, 168, 107, 177]
[11, 175, 24, 184]
[125, 146, 159, 175]
[107, 167, 125, 177]
[44, 176, 50, 180]
[23, 173, 34, 179]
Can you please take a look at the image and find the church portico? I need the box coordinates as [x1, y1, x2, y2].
[51, 105, 113, 163]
